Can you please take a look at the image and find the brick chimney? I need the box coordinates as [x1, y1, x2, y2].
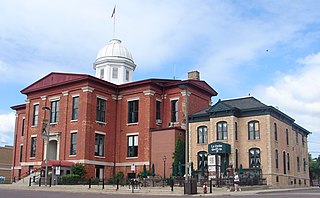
[188, 71, 200, 80]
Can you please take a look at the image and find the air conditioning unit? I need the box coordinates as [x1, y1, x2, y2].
[156, 119, 162, 124]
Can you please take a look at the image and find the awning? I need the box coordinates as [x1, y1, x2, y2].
[208, 142, 231, 154]
[41, 160, 74, 167]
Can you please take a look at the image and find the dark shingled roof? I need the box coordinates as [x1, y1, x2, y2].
[221, 97, 266, 110]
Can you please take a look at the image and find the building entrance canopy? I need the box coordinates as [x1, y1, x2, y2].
[208, 142, 231, 154]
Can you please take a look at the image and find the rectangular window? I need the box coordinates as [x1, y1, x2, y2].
[96, 98, 106, 122]
[100, 68, 104, 79]
[126, 70, 129, 81]
[127, 135, 138, 157]
[30, 137, 37, 157]
[303, 158, 306, 172]
[22, 118, 25, 136]
[171, 100, 178, 122]
[95, 134, 105, 157]
[70, 133, 77, 155]
[297, 157, 300, 172]
[112, 67, 118, 79]
[286, 129, 289, 145]
[302, 136, 305, 147]
[50, 100, 60, 123]
[156, 100, 161, 120]
[296, 131, 299, 144]
[32, 104, 39, 126]
[72, 96, 79, 120]
[20, 145, 23, 162]
[128, 100, 139, 123]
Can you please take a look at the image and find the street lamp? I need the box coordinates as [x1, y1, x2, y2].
[178, 84, 190, 191]
[42, 106, 50, 186]
[163, 155, 167, 187]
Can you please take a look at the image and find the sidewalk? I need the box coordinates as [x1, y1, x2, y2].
[0, 183, 315, 196]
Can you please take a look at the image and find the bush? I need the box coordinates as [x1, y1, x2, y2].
[107, 172, 125, 185]
[71, 163, 86, 177]
[61, 174, 87, 185]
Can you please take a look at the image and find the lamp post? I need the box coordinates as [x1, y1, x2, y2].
[178, 84, 189, 190]
[42, 106, 50, 186]
[163, 155, 167, 187]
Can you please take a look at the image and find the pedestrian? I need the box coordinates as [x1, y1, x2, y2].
[234, 172, 241, 192]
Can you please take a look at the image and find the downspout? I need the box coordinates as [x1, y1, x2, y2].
[113, 88, 119, 179]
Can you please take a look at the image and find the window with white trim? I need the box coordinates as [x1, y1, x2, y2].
[95, 134, 105, 157]
[32, 104, 39, 126]
[70, 132, 77, 155]
[127, 135, 138, 157]
[50, 100, 60, 123]
[128, 100, 139, 123]
[96, 98, 106, 122]
[72, 96, 79, 120]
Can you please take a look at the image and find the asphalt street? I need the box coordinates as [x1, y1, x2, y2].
[0, 188, 319, 198]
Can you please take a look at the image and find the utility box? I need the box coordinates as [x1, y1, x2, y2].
[184, 179, 197, 194]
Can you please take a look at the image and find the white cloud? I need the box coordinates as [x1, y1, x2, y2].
[0, 112, 15, 146]
[254, 52, 320, 156]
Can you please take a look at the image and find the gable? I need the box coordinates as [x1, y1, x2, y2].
[208, 101, 233, 113]
[21, 72, 89, 94]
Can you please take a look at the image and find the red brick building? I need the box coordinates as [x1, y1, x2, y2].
[11, 39, 217, 181]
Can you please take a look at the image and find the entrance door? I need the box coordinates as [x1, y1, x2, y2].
[48, 140, 57, 160]
[95, 166, 104, 181]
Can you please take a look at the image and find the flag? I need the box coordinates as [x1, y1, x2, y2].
[111, 6, 116, 18]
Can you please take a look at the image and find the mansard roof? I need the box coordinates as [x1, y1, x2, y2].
[189, 96, 310, 136]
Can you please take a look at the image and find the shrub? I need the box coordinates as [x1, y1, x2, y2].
[71, 163, 86, 177]
[61, 174, 87, 185]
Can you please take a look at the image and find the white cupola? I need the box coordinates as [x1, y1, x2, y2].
[93, 39, 136, 85]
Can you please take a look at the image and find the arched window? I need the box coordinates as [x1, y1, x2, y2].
[248, 121, 260, 140]
[197, 126, 208, 144]
[283, 151, 286, 174]
[275, 149, 279, 169]
[249, 148, 261, 168]
[217, 121, 228, 140]
[197, 151, 208, 171]
[274, 123, 278, 141]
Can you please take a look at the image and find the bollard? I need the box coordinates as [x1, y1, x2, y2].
[88, 178, 91, 189]
[39, 178, 41, 187]
[210, 179, 212, 193]
[102, 178, 104, 189]
[116, 179, 119, 190]
[49, 177, 52, 187]
[171, 178, 174, 191]
[132, 180, 134, 193]
[29, 177, 31, 187]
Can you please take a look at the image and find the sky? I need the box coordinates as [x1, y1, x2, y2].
[0, 0, 320, 157]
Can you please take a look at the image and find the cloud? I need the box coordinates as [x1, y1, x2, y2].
[254, 52, 320, 156]
[0, 112, 15, 146]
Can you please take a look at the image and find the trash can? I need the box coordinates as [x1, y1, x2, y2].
[184, 179, 197, 194]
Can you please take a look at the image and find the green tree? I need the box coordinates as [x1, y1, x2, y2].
[309, 153, 320, 184]
[172, 138, 185, 176]
[71, 163, 87, 177]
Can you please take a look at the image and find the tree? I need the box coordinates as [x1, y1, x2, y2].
[309, 153, 320, 185]
[71, 163, 87, 177]
[172, 138, 185, 176]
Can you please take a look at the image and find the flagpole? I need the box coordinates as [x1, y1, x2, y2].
[113, 10, 116, 38]
[112, 5, 116, 39]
